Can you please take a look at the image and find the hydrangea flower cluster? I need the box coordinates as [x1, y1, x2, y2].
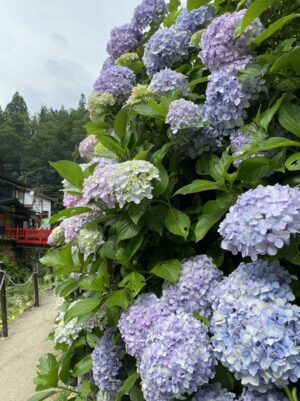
[132, 0, 168, 31]
[47, 226, 64, 247]
[175, 5, 217, 34]
[93, 66, 136, 104]
[219, 184, 300, 260]
[200, 11, 262, 71]
[88, 92, 115, 122]
[118, 293, 170, 358]
[175, 127, 219, 158]
[79, 135, 98, 161]
[192, 384, 236, 401]
[92, 328, 125, 398]
[83, 160, 159, 208]
[162, 255, 223, 317]
[143, 27, 190, 76]
[139, 312, 215, 401]
[212, 260, 300, 391]
[149, 68, 189, 97]
[239, 389, 289, 401]
[77, 226, 104, 259]
[126, 84, 152, 106]
[106, 23, 141, 59]
[60, 207, 101, 242]
[101, 57, 115, 72]
[166, 99, 202, 133]
[116, 52, 140, 68]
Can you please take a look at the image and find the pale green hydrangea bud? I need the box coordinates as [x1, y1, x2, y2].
[93, 142, 108, 157]
[190, 30, 204, 49]
[127, 84, 152, 106]
[47, 226, 64, 247]
[116, 52, 140, 68]
[88, 92, 115, 122]
[77, 226, 104, 259]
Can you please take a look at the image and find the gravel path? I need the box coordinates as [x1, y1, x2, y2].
[0, 292, 57, 401]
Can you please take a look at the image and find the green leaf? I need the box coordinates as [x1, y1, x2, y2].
[256, 93, 286, 130]
[234, 0, 277, 36]
[130, 385, 144, 401]
[242, 137, 300, 155]
[174, 179, 224, 196]
[49, 206, 91, 224]
[116, 235, 144, 264]
[237, 156, 274, 181]
[152, 142, 173, 165]
[50, 160, 84, 190]
[106, 289, 131, 309]
[73, 355, 93, 377]
[279, 98, 300, 138]
[187, 0, 209, 11]
[133, 104, 161, 118]
[151, 259, 180, 284]
[59, 348, 73, 384]
[128, 201, 148, 224]
[168, 0, 180, 11]
[253, 14, 300, 46]
[116, 372, 140, 401]
[80, 380, 92, 397]
[285, 153, 300, 171]
[64, 298, 101, 323]
[40, 244, 81, 275]
[114, 108, 128, 142]
[97, 135, 126, 160]
[116, 217, 141, 243]
[34, 354, 58, 391]
[192, 311, 210, 327]
[153, 164, 169, 196]
[119, 272, 146, 298]
[164, 207, 190, 239]
[270, 47, 300, 75]
[27, 391, 58, 401]
[145, 204, 168, 236]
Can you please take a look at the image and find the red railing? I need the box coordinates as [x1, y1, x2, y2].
[4, 228, 51, 245]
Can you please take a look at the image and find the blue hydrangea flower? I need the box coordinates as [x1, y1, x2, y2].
[161, 255, 223, 318]
[132, 0, 168, 31]
[175, 5, 217, 34]
[218, 184, 300, 260]
[118, 293, 170, 358]
[166, 99, 202, 133]
[139, 312, 215, 401]
[174, 128, 219, 158]
[106, 23, 142, 59]
[239, 389, 289, 401]
[143, 26, 190, 76]
[93, 66, 136, 104]
[200, 11, 262, 71]
[192, 384, 236, 401]
[92, 328, 125, 397]
[149, 68, 189, 96]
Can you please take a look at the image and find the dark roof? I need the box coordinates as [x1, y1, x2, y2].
[0, 173, 30, 189]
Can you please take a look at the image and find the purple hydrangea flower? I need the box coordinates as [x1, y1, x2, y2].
[161, 255, 223, 318]
[175, 5, 217, 34]
[200, 11, 262, 71]
[118, 293, 170, 358]
[101, 57, 115, 72]
[63, 192, 81, 208]
[132, 0, 168, 31]
[106, 23, 142, 59]
[143, 27, 190, 76]
[239, 389, 289, 401]
[92, 328, 125, 397]
[192, 384, 236, 401]
[149, 68, 189, 96]
[166, 99, 202, 133]
[79, 135, 98, 161]
[174, 128, 219, 158]
[139, 312, 215, 401]
[93, 66, 136, 104]
[218, 184, 300, 260]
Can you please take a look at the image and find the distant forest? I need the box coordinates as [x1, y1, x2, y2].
[0, 92, 89, 211]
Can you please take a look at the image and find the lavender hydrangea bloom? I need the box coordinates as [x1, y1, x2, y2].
[132, 0, 168, 31]
[166, 99, 202, 133]
[139, 313, 215, 401]
[101, 57, 115, 72]
[143, 27, 190, 76]
[63, 192, 81, 208]
[92, 328, 125, 397]
[219, 184, 300, 260]
[192, 384, 236, 401]
[93, 66, 136, 104]
[79, 135, 98, 161]
[162, 255, 223, 318]
[106, 23, 142, 59]
[175, 5, 217, 34]
[149, 68, 189, 96]
[200, 11, 262, 71]
[239, 389, 289, 401]
[212, 300, 300, 391]
[174, 128, 218, 158]
[118, 293, 170, 358]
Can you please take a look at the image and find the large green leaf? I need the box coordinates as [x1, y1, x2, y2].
[164, 207, 191, 239]
[64, 298, 101, 323]
[27, 391, 58, 401]
[49, 160, 84, 190]
[118, 272, 146, 298]
[96, 134, 126, 160]
[127, 200, 148, 224]
[116, 217, 141, 243]
[237, 156, 275, 181]
[114, 108, 128, 142]
[270, 47, 300, 75]
[73, 355, 93, 377]
[116, 372, 140, 401]
[174, 179, 224, 196]
[151, 259, 180, 284]
[116, 235, 144, 264]
[256, 93, 286, 130]
[187, 0, 210, 11]
[285, 153, 300, 171]
[241, 137, 300, 155]
[279, 98, 300, 138]
[34, 354, 58, 391]
[106, 289, 131, 309]
[50, 206, 91, 224]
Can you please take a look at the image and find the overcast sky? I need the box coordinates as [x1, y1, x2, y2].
[0, 0, 144, 113]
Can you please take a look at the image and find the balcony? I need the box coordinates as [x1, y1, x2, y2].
[4, 228, 51, 245]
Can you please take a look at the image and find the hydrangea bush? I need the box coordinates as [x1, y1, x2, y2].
[32, 1, 300, 401]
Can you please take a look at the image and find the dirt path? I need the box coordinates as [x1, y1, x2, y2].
[0, 292, 57, 401]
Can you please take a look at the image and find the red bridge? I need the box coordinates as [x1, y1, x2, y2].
[5, 228, 51, 245]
